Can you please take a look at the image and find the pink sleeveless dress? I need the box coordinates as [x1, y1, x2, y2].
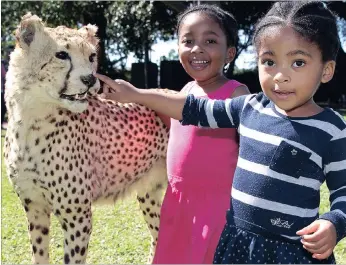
[153, 80, 242, 264]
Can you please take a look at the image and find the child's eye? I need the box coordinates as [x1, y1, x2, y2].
[262, 59, 275, 67]
[182, 39, 192, 44]
[206, 39, 217, 44]
[292, 60, 306, 68]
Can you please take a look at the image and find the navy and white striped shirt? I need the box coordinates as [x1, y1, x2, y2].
[181, 92, 346, 243]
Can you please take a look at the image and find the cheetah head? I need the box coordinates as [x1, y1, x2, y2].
[7, 13, 100, 113]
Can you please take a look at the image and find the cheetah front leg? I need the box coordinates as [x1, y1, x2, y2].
[24, 201, 51, 264]
[55, 205, 92, 264]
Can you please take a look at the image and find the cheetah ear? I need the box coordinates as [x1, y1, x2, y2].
[78, 24, 99, 46]
[15, 13, 45, 49]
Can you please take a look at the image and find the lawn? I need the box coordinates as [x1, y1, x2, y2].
[1, 126, 346, 264]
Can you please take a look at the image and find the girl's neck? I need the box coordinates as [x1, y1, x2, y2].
[194, 75, 229, 93]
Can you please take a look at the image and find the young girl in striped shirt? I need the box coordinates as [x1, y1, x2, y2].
[96, 1, 345, 263]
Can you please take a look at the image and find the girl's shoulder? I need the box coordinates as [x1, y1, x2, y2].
[189, 79, 244, 98]
[234, 91, 268, 106]
[180, 81, 196, 94]
[316, 108, 346, 131]
[215, 79, 240, 96]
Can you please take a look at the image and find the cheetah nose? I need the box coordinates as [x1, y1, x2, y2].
[80, 74, 97, 87]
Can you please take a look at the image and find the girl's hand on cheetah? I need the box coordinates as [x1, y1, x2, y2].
[296, 219, 336, 260]
[94, 73, 141, 103]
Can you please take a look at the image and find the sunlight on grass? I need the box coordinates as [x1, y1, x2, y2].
[1, 172, 152, 264]
[1, 125, 346, 264]
[2, 166, 152, 264]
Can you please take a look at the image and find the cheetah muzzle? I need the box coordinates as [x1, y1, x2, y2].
[4, 13, 169, 264]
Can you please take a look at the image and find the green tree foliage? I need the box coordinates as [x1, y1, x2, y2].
[1, 1, 84, 55]
[1, 1, 344, 79]
[1, 1, 177, 79]
[106, 1, 177, 85]
[160, 49, 179, 62]
[107, 1, 177, 61]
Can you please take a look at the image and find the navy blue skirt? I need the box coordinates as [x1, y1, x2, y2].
[213, 223, 336, 264]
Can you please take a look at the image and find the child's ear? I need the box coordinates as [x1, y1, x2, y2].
[321, 60, 336, 83]
[225, 47, 236, 64]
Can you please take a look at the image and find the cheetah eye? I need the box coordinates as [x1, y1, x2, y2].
[55, 51, 69, 60]
[89, 53, 96, 63]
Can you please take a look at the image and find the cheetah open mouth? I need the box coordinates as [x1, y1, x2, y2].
[60, 89, 90, 102]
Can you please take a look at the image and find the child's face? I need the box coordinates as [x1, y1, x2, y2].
[178, 12, 234, 84]
[257, 26, 335, 117]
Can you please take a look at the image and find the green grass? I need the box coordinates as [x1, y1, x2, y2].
[1, 125, 346, 264]
[1, 178, 152, 264]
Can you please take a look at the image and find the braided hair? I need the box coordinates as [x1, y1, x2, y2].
[176, 4, 238, 47]
[253, 1, 340, 62]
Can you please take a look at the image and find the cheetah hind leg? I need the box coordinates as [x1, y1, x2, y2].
[136, 158, 167, 263]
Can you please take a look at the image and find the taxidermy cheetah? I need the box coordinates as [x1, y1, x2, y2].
[4, 13, 169, 264]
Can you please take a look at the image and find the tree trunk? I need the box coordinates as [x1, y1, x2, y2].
[81, 4, 108, 75]
[143, 32, 150, 89]
[225, 60, 236, 78]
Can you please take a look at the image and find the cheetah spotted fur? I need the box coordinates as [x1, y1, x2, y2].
[4, 13, 170, 264]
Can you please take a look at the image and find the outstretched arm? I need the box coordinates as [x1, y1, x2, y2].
[95, 73, 249, 128]
[95, 74, 186, 120]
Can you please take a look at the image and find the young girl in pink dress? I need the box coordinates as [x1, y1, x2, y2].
[154, 79, 247, 264]
[153, 5, 249, 263]
[98, 4, 249, 264]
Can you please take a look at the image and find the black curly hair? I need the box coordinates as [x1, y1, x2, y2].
[253, 1, 340, 62]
